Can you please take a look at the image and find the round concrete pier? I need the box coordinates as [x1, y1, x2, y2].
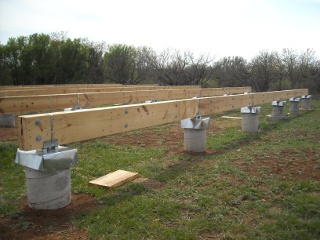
[242, 113, 259, 133]
[272, 106, 284, 117]
[267, 105, 288, 121]
[0, 114, 15, 127]
[290, 101, 300, 115]
[25, 167, 71, 209]
[184, 129, 206, 152]
[301, 98, 311, 109]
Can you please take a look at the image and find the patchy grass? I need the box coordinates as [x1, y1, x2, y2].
[1, 96, 319, 239]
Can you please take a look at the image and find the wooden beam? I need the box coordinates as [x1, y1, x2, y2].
[19, 99, 198, 150]
[0, 85, 200, 97]
[199, 94, 254, 115]
[0, 87, 252, 114]
[0, 84, 122, 90]
[0, 84, 165, 90]
[18, 89, 308, 151]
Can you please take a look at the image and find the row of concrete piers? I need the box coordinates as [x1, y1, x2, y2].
[182, 95, 312, 153]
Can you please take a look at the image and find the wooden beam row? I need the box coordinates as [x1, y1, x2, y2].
[198, 89, 308, 115]
[0, 84, 122, 90]
[0, 87, 251, 114]
[0, 85, 200, 97]
[18, 89, 308, 151]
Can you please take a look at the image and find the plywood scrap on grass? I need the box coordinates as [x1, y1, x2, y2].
[89, 170, 139, 188]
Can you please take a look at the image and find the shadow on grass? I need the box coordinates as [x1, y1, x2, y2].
[96, 183, 147, 207]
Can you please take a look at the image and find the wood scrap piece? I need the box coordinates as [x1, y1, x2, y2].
[89, 170, 139, 188]
[221, 116, 242, 120]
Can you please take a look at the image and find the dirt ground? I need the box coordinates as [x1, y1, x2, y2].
[0, 194, 94, 240]
[1, 116, 319, 239]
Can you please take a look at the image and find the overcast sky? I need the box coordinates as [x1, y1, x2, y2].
[1, 0, 320, 60]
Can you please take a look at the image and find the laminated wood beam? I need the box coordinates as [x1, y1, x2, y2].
[0, 87, 251, 114]
[18, 89, 307, 151]
[19, 99, 198, 150]
[198, 94, 254, 115]
[198, 89, 308, 115]
[0, 84, 122, 90]
[0, 85, 200, 97]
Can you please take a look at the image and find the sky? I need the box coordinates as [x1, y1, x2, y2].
[1, 0, 320, 60]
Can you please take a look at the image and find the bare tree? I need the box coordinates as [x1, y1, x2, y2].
[151, 49, 215, 85]
[297, 49, 316, 89]
[308, 59, 320, 93]
[250, 50, 284, 91]
[282, 48, 299, 89]
[185, 52, 216, 85]
[214, 56, 250, 87]
[282, 48, 318, 90]
[134, 46, 156, 84]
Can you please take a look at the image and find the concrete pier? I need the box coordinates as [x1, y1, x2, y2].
[289, 97, 301, 116]
[0, 114, 15, 127]
[241, 106, 261, 133]
[25, 167, 71, 209]
[301, 95, 311, 109]
[15, 146, 78, 209]
[181, 116, 210, 152]
[267, 101, 288, 121]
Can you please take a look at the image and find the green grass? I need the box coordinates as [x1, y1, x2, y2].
[1, 96, 320, 239]
[0, 143, 25, 214]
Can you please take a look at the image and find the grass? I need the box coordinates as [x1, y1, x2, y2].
[1, 96, 320, 239]
[0, 143, 25, 214]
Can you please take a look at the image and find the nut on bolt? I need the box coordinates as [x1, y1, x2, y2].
[35, 119, 41, 126]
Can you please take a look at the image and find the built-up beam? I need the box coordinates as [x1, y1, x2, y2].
[18, 89, 308, 151]
[0, 85, 200, 97]
[0, 87, 251, 114]
[0, 83, 122, 90]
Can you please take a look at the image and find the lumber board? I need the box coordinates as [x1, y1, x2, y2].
[18, 89, 308, 151]
[221, 116, 242, 119]
[0, 87, 252, 114]
[89, 170, 139, 188]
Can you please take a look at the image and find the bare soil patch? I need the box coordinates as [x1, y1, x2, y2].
[105, 121, 226, 156]
[0, 126, 18, 142]
[0, 193, 98, 240]
[232, 148, 320, 181]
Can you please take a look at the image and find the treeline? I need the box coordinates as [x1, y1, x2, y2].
[0, 32, 319, 93]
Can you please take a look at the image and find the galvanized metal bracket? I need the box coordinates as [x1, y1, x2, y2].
[43, 139, 59, 154]
[40, 113, 59, 154]
[15, 146, 79, 173]
[181, 116, 210, 130]
[301, 95, 311, 99]
[241, 106, 261, 114]
[272, 100, 286, 107]
[290, 97, 301, 102]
